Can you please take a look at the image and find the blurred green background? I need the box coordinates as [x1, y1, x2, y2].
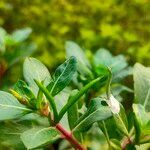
[0, 0, 150, 88]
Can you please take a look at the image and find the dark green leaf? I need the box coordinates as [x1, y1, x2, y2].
[14, 80, 35, 100]
[49, 56, 77, 96]
[67, 90, 82, 141]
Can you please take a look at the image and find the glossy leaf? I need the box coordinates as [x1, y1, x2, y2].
[14, 80, 35, 99]
[23, 57, 51, 95]
[133, 63, 150, 111]
[0, 91, 31, 120]
[49, 56, 77, 96]
[21, 127, 60, 149]
[73, 98, 112, 132]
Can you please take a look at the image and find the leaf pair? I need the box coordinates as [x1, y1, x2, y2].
[23, 56, 77, 97]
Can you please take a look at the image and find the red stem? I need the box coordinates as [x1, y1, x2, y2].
[121, 137, 132, 150]
[56, 123, 85, 150]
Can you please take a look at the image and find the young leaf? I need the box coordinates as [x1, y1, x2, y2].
[48, 56, 77, 96]
[23, 57, 51, 95]
[0, 91, 31, 120]
[133, 63, 150, 111]
[21, 127, 60, 149]
[13, 80, 35, 100]
[73, 98, 112, 132]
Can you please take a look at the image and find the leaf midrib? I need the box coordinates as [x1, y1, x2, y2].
[0, 104, 31, 111]
[50, 59, 70, 94]
[73, 107, 111, 131]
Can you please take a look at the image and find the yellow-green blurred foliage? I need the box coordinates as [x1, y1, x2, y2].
[0, 0, 150, 68]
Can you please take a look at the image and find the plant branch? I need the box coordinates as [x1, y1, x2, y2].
[106, 67, 112, 100]
[35, 80, 59, 121]
[58, 76, 105, 122]
[121, 127, 134, 150]
[55, 123, 86, 150]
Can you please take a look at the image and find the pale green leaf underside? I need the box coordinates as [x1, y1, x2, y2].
[21, 127, 60, 149]
[133, 63, 150, 111]
[23, 57, 51, 95]
[0, 91, 31, 120]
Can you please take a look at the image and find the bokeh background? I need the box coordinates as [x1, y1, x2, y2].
[0, 0, 150, 87]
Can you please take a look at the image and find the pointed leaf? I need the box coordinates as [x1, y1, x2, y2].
[0, 91, 31, 120]
[49, 56, 77, 96]
[21, 127, 60, 149]
[73, 98, 112, 132]
[133, 63, 150, 111]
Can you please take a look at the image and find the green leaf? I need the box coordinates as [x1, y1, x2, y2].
[48, 56, 77, 96]
[133, 63, 150, 111]
[0, 27, 6, 52]
[65, 41, 90, 68]
[133, 104, 150, 135]
[0, 91, 31, 120]
[110, 139, 121, 150]
[73, 98, 112, 132]
[67, 90, 82, 141]
[12, 28, 32, 42]
[65, 41, 92, 77]
[21, 127, 60, 149]
[113, 105, 129, 136]
[14, 80, 35, 99]
[23, 57, 51, 95]
[93, 48, 131, 81]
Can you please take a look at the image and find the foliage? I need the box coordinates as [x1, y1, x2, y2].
[0, 41, 149, 150]
[0, 0, 149, 68]
[0, 27, 36, 88]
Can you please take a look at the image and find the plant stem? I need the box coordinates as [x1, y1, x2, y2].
[58, 76, 105, 122]
[35, 80, 59, 121]
[102, 121, 111, 149]
[106, 67, 112, 100]
[121, 127, 134, 150]
[55, 123, 86, 150]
